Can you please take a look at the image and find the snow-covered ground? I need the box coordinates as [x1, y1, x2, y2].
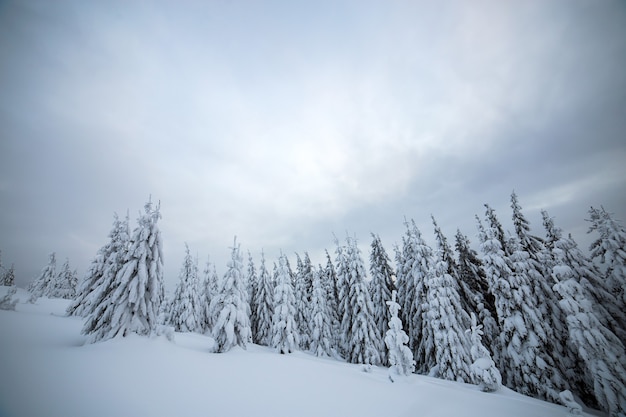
[0, 286, 581, 417]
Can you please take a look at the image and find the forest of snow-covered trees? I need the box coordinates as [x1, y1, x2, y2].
[11, 192, 626, 417]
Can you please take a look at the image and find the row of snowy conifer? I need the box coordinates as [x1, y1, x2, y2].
[22, 193, 626, 417]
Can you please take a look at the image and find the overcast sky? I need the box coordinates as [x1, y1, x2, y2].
[1, 0, 625, 290]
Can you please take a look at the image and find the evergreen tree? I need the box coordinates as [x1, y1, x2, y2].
[426, 248, 472, 382]
[50, 258, 78, 299]
[246, 252, 258, 334]
[587, 206, 626, 309]
[394, 233, 412, 338]
[0, 287, 18, 311]
[271, 252, 299, 354]
[338, 235, 382, 366]
[510, 193, 572, 387]
[334, 236, 350, 356]
[322, 249, 340, 344]
[551, 222, 626, 417]
[199, 256, 219, 334]
[67, 213, 130, 317]
[252, 251, 274, 346]
[368, 233, 395, 364]
[209, 237, 252, 352]
[484, 204, 509, 255]
[309, 265, 334, 357]
[385, 290, 415, 379]
[544, 210, 626, 346]
[479, 212, 562, 402]
[454, 229, 498, 352]
[403, 220, 436, 374]
[169, 244, 201, 333]
[510, 191, 544, 254]
[82, 200, 164, 343]
[28, 252, 57, 298]
[3, 264, 15, 287]
[294, 252, 313, 350]
[467, 313, 501, 392]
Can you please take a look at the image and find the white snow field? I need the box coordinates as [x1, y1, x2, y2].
[0, 287, 581, 417]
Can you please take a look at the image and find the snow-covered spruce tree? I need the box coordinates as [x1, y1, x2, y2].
[466, 313, 501, 392]
[368, 233, 395, 364]
[28, 252, 57, 298]
[510, 193, 574, 387]
[426, 247, 473, 383]
[252, 251, 274, 346]
[294, 252, 313, 350]
[322, 249, 340, 345]
[338, 235, 382, 366]
[403, 220, 436, 374]
[209, 238, 252, 352]
[510, 191, 545, 255]
[50, 258, 78, 299]
[246, 252, 258, 332]
[385, 290, 415, 380]
[334, 236, 350, 356]
[199, 256, 219, 333]
[82, 200, 164, 343]
[550, 221, 626, 417]
[543, 210, 626, 346]
[431, 217, 472, 327]
[454, 229, 498, 354]
[484, 204, 509, 255]
[3, 264, 15, 287]
[309, 265, 335, 357]
[478, 213, 562, 402]
[587, 206, 626, 312]
[0, 287, 18, 311]
[394, 232, 412, 338]
[67, 213, 130, 317]
[169, 244, 201, 333]
[271, 252, 300, 354]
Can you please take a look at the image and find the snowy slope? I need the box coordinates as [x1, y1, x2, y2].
[0, 287, 579, 417]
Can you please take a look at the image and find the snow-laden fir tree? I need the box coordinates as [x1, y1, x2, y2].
[271, 252, 300, 354]
[50, 258, 78, 299]
[393, 233, 412, 337]
[3, 264, 15, 287]
[168, 244, 201, 333]
[337, 235, 382, 366]
[294, 252, 313, 350]
[309, 265, 335, 357]
[199, 256, 219, 333]
[0, 287, 18, 311]
[67, 213, 130, 317]
[454, 229, 498, 354]
[426, 247, 473, 383]
[368, 233, 395, 364]
[543, 210, 626, 346]
[252, 251, 274, 346]
[28, 252, 57, 298]
[334, 236, 350, 355]
[82, 199, 164, 343]
[478, 213, 563, 402]
[402, 220, 436, 374]
[246, 252, 258, 332]
[549, 218, 626, 417]
[466, 313, 501, 392]
[511, 193, 575, 385]
[209, 238, 252, 352]
[322, 249, 340, 345]
[385, 290, 415, 379]
[587, 206, 626, 316]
